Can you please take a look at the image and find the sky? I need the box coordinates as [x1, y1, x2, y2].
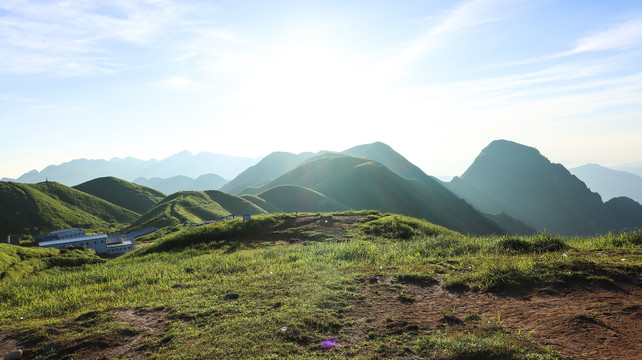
[2, 0, 642, 179]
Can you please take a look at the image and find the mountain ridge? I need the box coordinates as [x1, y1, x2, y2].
[446, 139, 642, 235]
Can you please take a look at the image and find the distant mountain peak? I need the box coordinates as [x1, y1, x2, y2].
[482, 139, 541, 157]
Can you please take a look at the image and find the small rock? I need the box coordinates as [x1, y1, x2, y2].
[4, 349, 22, 360]
[221, 293, 239, 300]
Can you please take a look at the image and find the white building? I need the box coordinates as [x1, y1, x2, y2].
[39, 229, 108, 253]
[38, 228, 136, 255]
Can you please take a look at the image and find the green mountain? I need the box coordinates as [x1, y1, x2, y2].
[130, 190, 267, 230]
[255, 185, 350, 213]
[0, 181, 139, 236]
[604, 197, 642, 230]
[74, 176, 165, 215]
[133, 173, 229, 195]
[446, 140, 642, 235]
[243, 154, 505, 235]
[220, 151, 320, 194]
[239, 194, 285, 213]
[342, 141, 435, 183]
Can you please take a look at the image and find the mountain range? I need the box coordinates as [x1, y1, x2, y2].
[132, 174, 228, 195]
[1, 140, 641, 237]
[570, 164, 642, 204]
[1, 151, 259, 186]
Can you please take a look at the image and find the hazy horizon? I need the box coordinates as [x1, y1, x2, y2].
[2, 0, 642, 179]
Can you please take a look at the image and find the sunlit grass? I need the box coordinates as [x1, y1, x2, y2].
[1, 212, 640, 358]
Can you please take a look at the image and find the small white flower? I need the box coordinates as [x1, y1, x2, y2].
[621, 259, 627, 261]
[20, 317, 24, 320]
[379, 266, 383, 270]
[269, 271, 273, 275]
[280, 326, 287, 332]
[563, 253, 568, 257]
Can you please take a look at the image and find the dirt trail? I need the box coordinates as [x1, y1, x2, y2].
[347, 276, 642, 360]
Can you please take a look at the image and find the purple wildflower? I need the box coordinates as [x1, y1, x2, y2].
[321, 338, 339, 349]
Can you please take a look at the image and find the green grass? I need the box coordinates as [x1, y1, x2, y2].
[0, 181, 139, 235]
[0, 243, 105, 282]
[73, 176, 165, 215]
[128, 190, 267, 231]
[0, 212, 639, 359]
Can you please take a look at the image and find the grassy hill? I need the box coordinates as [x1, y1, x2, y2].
[129, 190, 267, 230]
[244, 154, 505, 235]
[342, 141, 435, 183]
[74, 176, 165, 215]
[240, 194, 284, 213]
[1, 212, 641, 359]
[220, 151, 319, 194]
[256, 185, 351, 213]
[0, 181, 139, 235]
[0, 243, 105, 282]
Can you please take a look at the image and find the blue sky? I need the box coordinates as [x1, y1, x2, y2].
[2, 0, 642, 179]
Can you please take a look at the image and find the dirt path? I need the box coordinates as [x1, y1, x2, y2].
[347, 276, 642, 359]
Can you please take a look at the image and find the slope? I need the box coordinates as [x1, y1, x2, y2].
[342, 141, 435, 183]
[130, 190, 267, 230]
[220, 151, 319, 194]
[570, 164, 642, 203]
[244, 154, 505, 235]
[256, 185, 351, 213]
[446, 140, 628, 235]
[74, 176, 165, 215]
[0, 181, 139, 235]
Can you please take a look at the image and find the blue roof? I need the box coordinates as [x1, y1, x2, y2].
[107, 240, 134, 248]
[39, 234, 107, 247]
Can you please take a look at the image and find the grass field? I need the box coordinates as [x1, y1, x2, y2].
[1, 212, 641, 359]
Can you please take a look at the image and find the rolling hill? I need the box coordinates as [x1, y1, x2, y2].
[129, 190, 267, 230]
[220, 151, 322, 194]
[73, 176, 165, 215]
[133, 173, 229, 195]
[254, 185, 351, 213]
[243, 154, 505, 235]
[446, 140, 642, 235]
[0, 181, 139, 236]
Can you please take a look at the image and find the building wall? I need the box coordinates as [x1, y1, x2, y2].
[40, 237, 108, 253]
[106, 244, 134, 254]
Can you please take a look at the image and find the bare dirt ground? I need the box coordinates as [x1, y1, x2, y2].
[1, 308, 169, 360]
[347, 275, 642, 360]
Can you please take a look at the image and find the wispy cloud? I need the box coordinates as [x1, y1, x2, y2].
[390, 0, 519, 65]
[0, 0, 191, 75]
[570, 18, 642, 54]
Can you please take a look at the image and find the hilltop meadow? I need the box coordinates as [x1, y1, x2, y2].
[2, 212, 641, 359]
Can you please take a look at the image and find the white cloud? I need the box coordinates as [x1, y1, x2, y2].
[571, 18, 642, 54]
[390, 0, 519, 65]
[0, 0, 188, 75]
